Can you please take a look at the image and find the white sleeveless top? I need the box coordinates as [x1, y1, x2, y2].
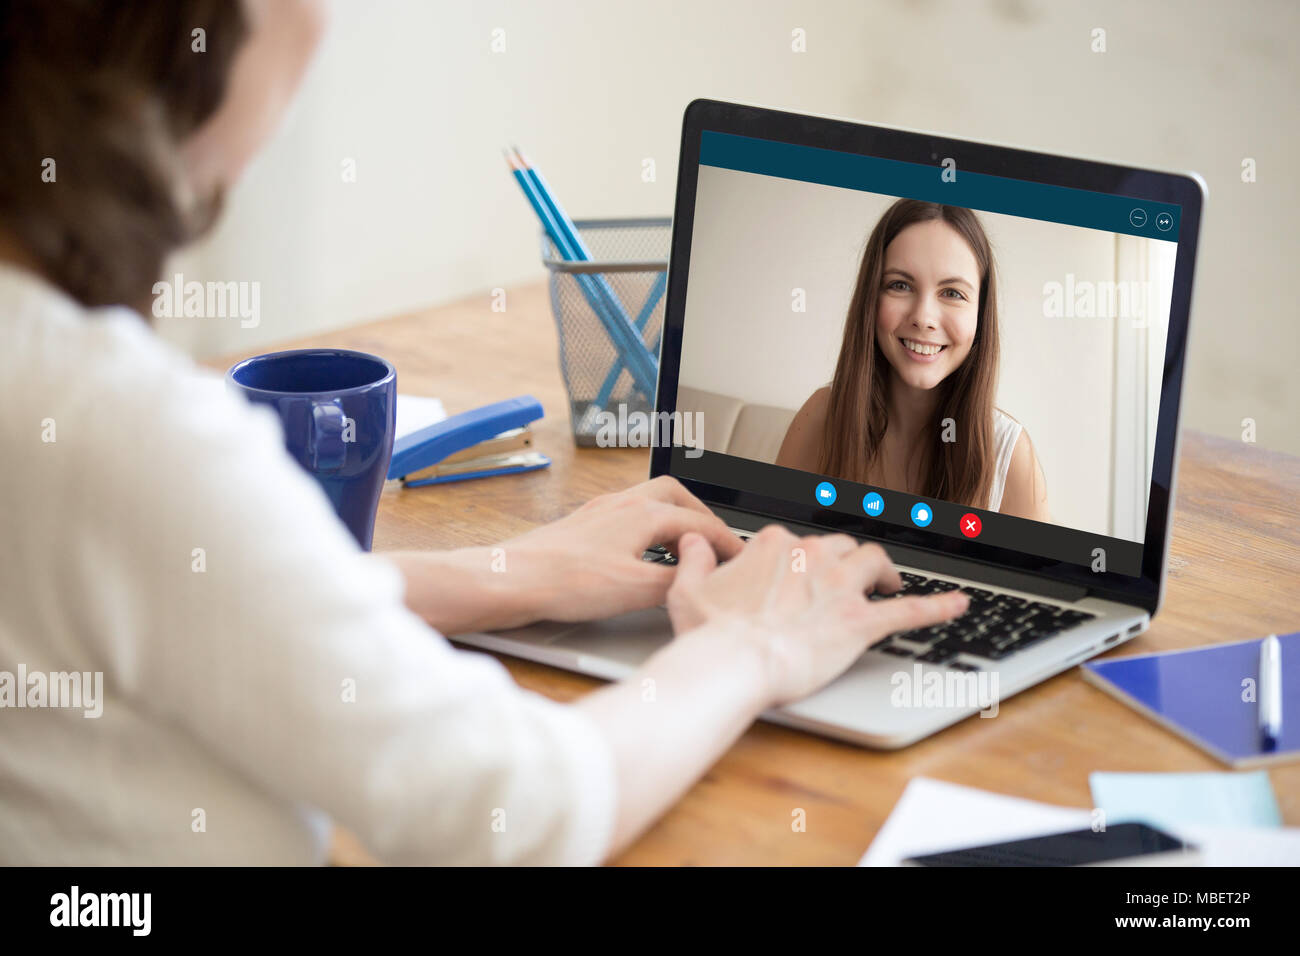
[987, 408, 1024, 513]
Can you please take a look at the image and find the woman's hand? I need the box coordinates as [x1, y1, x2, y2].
[574, 522, 970, 857]
[492, 475, 745, 625]
[666, 524, 969, 707]
[389, 476, 744, 635]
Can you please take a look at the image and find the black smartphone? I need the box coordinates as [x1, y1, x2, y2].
[904, 822, 1197, 866]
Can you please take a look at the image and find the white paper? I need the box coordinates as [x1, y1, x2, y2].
[395, 394, 446, 440]
[859, 776, 1300, 866]
[1177, 825, 1300, 866]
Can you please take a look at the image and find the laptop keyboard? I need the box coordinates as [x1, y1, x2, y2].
[867, 571, 1095, 667]
[641, 544, 1096, 668]
[643, 543, 679, 565]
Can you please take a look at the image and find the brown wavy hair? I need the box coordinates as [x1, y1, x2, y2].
[0, 0, 247, 310]
[817, 199, 1001, 509]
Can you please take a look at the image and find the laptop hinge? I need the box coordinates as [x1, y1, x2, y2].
[711, 504, 1089, 603]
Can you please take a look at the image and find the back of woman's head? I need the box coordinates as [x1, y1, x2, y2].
[0, 0, 247, 308]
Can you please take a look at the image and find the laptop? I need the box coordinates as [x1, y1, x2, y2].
[456, 99, 1205, 748]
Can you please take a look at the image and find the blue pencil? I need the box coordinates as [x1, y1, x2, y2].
[515, 147, 650, 363]
[511, 148, 657, 400]
[593, 269, 666, 408]
[514, 147, 597, 260]
[517, 145, 666, 407]
[507, 149, 658, 401]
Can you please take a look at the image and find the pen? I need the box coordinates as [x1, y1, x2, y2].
[1259, 634, 1282, 751]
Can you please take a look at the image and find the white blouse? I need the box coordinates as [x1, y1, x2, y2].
[987, 408, 1024, 513]
[0, 263, 616, 865]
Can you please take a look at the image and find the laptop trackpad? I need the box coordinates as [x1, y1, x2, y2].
[547, 606, 676, 668]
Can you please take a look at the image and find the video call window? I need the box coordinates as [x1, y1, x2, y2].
[677, 155, 1177, 551]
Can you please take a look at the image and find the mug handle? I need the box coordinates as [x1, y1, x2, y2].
[311, 401, 348, 473]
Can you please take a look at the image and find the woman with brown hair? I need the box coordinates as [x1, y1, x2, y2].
[777, 199, 1051, 522]
[0, 3, 968, 864]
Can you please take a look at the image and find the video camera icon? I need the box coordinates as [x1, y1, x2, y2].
[815, 481, 837, 506]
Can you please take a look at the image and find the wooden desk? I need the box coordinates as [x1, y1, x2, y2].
[214, 281, 1300, 865]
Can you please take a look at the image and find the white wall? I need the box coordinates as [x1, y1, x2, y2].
[680, 168, 866, 411]
[159, 0, 1300, 459]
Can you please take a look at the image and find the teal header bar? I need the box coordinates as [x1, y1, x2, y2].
[700, 130, 1181, 242]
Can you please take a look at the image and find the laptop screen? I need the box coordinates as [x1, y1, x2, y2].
[667, 128, 1187, 581]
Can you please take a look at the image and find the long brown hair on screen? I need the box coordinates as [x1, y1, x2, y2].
[0, 0, 247, 310]
[817, 199, 1001, 509]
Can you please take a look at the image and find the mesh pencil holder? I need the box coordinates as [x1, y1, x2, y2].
[541, 217, 670, 446]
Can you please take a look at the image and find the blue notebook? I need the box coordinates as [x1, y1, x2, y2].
[1082, 631, 1300, 768]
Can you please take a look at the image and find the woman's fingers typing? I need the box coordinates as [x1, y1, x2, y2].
[671, 531, 718, 589]
[838, 540, 903, 597]
[868, 591, 970, 635]
[645, 502, 745, 561]
[667, 525, 971, 706]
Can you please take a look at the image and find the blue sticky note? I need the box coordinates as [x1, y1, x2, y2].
[1090, 771, 1282, 833]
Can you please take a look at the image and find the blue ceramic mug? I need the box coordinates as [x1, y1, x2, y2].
[227, 348, 397, 550]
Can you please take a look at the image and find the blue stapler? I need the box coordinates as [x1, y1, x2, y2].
[387, 395, 551, 487]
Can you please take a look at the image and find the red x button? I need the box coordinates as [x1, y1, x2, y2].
[959, 513, 982, 538]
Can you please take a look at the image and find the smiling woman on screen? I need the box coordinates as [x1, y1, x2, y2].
[776, 199, 1051, 522]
